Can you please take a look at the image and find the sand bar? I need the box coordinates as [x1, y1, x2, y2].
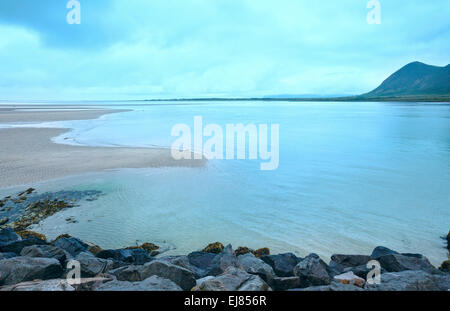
[0, 107, 205, 188]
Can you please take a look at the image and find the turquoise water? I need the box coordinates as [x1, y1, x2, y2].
[2, 101, 450, 264]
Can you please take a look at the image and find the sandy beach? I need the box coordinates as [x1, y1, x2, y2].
[0, 107, 205, 188]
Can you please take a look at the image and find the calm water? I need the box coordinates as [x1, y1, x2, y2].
[1, 101, 449, 264]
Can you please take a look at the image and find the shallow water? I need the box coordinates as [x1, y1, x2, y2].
[1, 101, 449, 265]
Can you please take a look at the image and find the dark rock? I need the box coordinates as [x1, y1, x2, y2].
[365, 270, 450, 291]
[140, 260, 196, 291]
[207, 245, 242, 276]
[0, 252, 17, 260]
[0, 237, 48, 254]
[370, 246, 399, 259]
[158, 255, 199, 277]
[330, 254, 371, 268]
[235, 246, 252, 256]
[272, 276, 301, 290]
[0, 218, 9, 226]
[237, 253, 275, 284]
[93, 275, 182, 291]
[108, 265, 142, 282]
[252, 248, 270, 258]
[0, 228, 21, 246]
[378, 253, 438, 273]
[96, 248, 152, 265]
[202, 242, 224, 254]
[0, 257, 62, 286]
[439, 260, 450, 273]
[261, 253, 299, 277]
[193, 267, 271, 291]
[187, 251, 217, 277]
[293, 253, 331, 287]
[52, 236, 88, 256]
[21, 245, 67, 265]
[74, 252, 113, 277]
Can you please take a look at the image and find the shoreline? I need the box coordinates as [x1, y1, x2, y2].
[0, 228, 449, 291]
[0, 107, 205, 188]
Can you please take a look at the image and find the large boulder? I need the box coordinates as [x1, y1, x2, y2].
[365, 270, 450, 291]
[261, 253, 300, 277]
[21, 245, 68, 265]
[0, 237, 48, 255]
[96, 248, 152, 265]
[140, 260, 196, 291]
[158, 255, 198, 277]
[108, 265, 142, 282]
[52, 236, 88, 257]
[206, 245, 242, 276]
[237, 253, 275, 284]
[293, 253, 331, 287]
[93, 275, 182, 291]
[187, 251, 216, 277]
[377, 253, 438, 273]
[0, 279, 74, 291]
[0, 257, 62, 286]
[74, 252, 114, 277]
[330, 254, 371, 268]
[193, 267, 271, 291]
[0, 229, 21, 246]
[370, 246, 399, 259]
[271, 276, 301, 291]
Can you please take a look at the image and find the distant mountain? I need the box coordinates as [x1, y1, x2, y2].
[360, 61, 450, 99]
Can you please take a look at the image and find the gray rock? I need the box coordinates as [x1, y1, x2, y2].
[290, 281, 363, 291]
[207, 246, 242, 276]
[96, 248, 152, 265]
[0, 229, 21, 246]
[74, 252, 114, 277]
[293, 253, 331, 287]
[238, 253, 275, 284]
[261, 253, 299, 277]
[21, 245, 67, 265]
[365, 270, 450, 291]
[193, 267, 271, 291]
[158, 255, 198, 277]
[187, 251, 216, 277]
[370, 246, 399, 259]
[0, 218, 9, 226]
[52, 237, 88, 257]
[330, 254, 372, 268]
[108, 265, 142, 282]
[0, 253, 17, 260]
[0, 257, 62, 286]
[378, 253, 438, 273]
[0, 237, 48, 254]
[0, 279, 75, 291]
[272, 276, 301, 291]
[94, 275, 182, 291]
[140, 260, 196, 291]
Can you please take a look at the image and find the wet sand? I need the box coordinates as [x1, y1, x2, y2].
[0, 107, 205, 187]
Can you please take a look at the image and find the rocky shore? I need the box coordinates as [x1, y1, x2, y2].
[0, 189, 449, 291]
[0, 231, 449, 291]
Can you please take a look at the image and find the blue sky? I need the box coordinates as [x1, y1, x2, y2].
[0, 0, 449, 100]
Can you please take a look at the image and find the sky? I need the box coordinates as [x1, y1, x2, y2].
[0, 0, 449, 101]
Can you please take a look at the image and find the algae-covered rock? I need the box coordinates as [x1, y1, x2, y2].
[202, 242, 224, 254]
[253, 248, 270, 258]
[15, 230, 47, 241]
